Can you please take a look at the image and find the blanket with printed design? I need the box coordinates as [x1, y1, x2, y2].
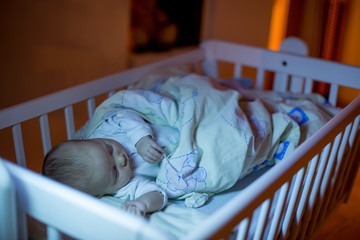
[78, 71, 336, 208]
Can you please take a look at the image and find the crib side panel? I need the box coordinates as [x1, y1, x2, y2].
[0, 49, 205, 129]
[0, 49, 206, 239]
[3, 160, 173, 240]
[201, 40, 360, 104]
[2, 40, 360, 239]
[192, 40, 360, 240]
[186, 97, 360, 240]
[0, 48, 206, 168]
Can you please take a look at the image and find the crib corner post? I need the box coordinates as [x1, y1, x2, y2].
[0, 159, 18, 240]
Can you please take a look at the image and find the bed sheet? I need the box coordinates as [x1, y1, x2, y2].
[100, 166, 270, 239]
[100, 196, 208, 239]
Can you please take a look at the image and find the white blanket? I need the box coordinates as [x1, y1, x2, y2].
[79, 71, 335, 208]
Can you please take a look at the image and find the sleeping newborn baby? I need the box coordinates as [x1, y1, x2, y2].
[42, 110, 180, 216]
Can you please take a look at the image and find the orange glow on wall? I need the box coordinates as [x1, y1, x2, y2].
[268, 0, 290, 50]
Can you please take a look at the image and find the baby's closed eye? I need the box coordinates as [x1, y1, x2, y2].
[113, 166, 119, 183]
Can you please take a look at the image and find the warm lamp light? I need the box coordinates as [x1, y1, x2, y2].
[268, 0, 290, 51]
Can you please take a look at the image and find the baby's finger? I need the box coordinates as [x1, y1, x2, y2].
[148, 148, 164, 161]
[144, 157, 155, 164]
[144, 154, 158, 164]
[130, 208, 142, 216]
[151, 142, 164, 153]
[126, 206, 142, 216]
[123, 203, 145, 216]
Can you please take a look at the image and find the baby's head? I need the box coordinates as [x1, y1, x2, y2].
[42, 138, 132, 197]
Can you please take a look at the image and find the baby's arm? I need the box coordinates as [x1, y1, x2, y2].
[136, 136, 164, 164]
[122, 191, 165, 216]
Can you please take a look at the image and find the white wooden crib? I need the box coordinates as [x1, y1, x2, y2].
[1, 39, 360, 240]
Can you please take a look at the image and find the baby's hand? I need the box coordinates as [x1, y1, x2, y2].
[135, 136, 164, 164]
[122, 200, 147, 216]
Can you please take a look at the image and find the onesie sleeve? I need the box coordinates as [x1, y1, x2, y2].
[112, 111, 153, 146]
[113, 175, 168, 210]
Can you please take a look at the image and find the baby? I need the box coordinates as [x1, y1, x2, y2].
[42, 111, 177, 216]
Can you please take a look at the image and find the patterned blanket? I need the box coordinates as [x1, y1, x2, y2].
[78, 72, 335, 207]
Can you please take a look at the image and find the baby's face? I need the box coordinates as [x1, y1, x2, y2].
[81, 138, 132, 196]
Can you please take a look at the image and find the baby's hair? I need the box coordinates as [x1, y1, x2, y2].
[42, 140, 91, 193]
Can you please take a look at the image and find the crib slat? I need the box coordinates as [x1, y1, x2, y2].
[290, 155, 319, 239]
[39, 114, 52, 156]
[256, 68, 265, 90]
[338, 116, 360, 198]
[297, 145, 331, 239]
[307, 134, 342, 234]
[47, 226, 61, 240]
[329, 123, 352, 204]
[267, 182, 290, 240]
[330, 124, 351, 188]
[236, 217, 251, 240]
[295, 155, 319, 222]
[12, 124, 26, 167]
[308, 144, 331, 201]
[319, 135, 341, 196]
[201, 58, 218, 78]
[253, 198, 271, 240]
[87, 98, 96, 119]
[280, 168, 305, 239]
[335, 123, 354, 195]
[328, 84, 339, 106]
[343, 122, 360, 202]
[348, 115, 360, 148]
[64, 106, 75, 140]
[289, 76, 304, 93]
[273, 72, 288, 92]
[315, 131, 345, 225]
[18, 212, 28, 239]
[303, 77, 313, 94]
[234, 63, 242, 79]
[309, 145, 331, 207]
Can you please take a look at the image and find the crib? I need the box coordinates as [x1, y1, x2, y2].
[1, 39, 360, 240]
